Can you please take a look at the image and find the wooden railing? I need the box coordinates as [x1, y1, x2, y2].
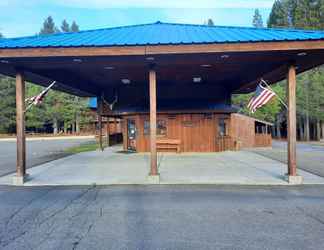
[254, 134, 272, 147]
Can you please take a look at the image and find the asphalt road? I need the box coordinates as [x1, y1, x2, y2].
[0, 137, 95, 177]
[0, 185, 323, 250]
[249, 140, 324, 177]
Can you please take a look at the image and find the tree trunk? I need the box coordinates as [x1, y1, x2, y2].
[298, 116, 304, 141]
[305, 115, 310, 141]
[72, 122, 75, 135]
[76, 113, 80, 134]
[276, 117, 281, 139]
[63, 122, 68, 134]
[53, 118, 58, 135]
[316, 119, 321, 141]
[305, 81, 310, 141]
[271, 125, 276, 138]
[321, 121, 324, 140]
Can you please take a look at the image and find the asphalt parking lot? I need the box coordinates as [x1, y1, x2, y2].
[250, 140, 324, 177]
[0, 185, 324, 250]
[0, 137, 95, 177]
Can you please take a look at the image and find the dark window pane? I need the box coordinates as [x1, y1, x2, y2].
[219, 118, 227, 136]
[157, 119, 167, 136]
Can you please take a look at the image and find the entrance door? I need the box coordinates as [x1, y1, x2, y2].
[216, 117, 228, 152]
[127, 119, 137, 151]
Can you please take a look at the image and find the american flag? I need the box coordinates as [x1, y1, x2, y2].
[25, 81, 56, 110]
[247, 84, 276, 113]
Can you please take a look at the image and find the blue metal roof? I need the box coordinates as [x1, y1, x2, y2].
[89, 97, 97, 109]
[1, 21, 324, 49]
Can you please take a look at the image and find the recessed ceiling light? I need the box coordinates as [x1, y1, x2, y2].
[193, 77, 202, 83]
[73, 58, 82, 62]
[104, 66, 115, 70]
[297, 52, 307, 57]
[146, 57, 155, 61]
[121, 79, 131, 84]
[200, 64, 212, 68]
[0, 60, 9, 64]
[221, 55, 230, 59]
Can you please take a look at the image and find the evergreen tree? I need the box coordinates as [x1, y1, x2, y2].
[207, 19, 215, 26]
[0, 76, 16, 133]
[61, 19, 70, 33]
[40, 16, 60, 35]
[252, 9, 264, 28]
[267, 0, 324, 140]
[267, 0, 295, 28]
[294, 0, 322, 29]
[71, 21, 80, 32]
[232, 84, 285, 123]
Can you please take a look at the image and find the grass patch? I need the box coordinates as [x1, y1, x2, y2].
[65, 142, 101, 154]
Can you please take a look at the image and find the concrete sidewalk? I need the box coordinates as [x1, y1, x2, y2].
[1, 145, 324, 186]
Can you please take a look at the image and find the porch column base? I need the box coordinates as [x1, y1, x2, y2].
[147, 174, 160, 184]
[285, 174, 303, 185]
[12, 174, 29, 186]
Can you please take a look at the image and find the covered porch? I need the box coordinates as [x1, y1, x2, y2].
[2, 22, 324, 185]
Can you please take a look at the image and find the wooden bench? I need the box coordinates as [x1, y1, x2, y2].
[157, 139, 181, 153]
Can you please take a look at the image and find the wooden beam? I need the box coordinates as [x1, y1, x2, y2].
[234, 64, 288, 93]
[149, 69, 158, 176]
[97, 96, 103, 151]
[16, 71, 26, 178]
[2, 40, 324, 58]
[287, 64, 297, 176]
[146, 40, 324, 55]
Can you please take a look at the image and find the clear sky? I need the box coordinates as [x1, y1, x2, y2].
[0, 0, 275, 38]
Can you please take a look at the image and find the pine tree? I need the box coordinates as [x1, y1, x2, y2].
[0, 76, 16, 133]
[61, 19, 70, 33]
[267, 0, 295, 28]
[252, 9, 264, 28]
[267, 0, 324, 140]
[40, 16, 60, 35]
[294, 0, 322, 29]
[71, 21, 79, 32]
[206, 19, 215, 26]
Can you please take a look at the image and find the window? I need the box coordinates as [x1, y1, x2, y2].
[144, 120, 150, 135]
[143, 119, 167, 136]
[157, 119, 167, 136]
[219, 118, 227, 136]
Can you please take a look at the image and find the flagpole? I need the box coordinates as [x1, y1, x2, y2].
[261, 79, 288, 110]
[24, 81, 56, 112]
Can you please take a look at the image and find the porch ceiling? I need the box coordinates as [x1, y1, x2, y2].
[1, 47, 324, 97]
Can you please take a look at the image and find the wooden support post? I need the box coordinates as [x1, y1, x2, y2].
[97, 96, 103, 151]
[14, 71, 26, 185]
[106, 117, 110, 147]
[114, 117, 118, 144]
[149, 69, 158, 177]
[287, 64, 302, 184]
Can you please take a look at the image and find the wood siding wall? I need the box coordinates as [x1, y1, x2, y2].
[123, 114, 220, 152]
[122, 113, 272, 152]
[230, 113, 255, 149]
[254, 134, 272, 147]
